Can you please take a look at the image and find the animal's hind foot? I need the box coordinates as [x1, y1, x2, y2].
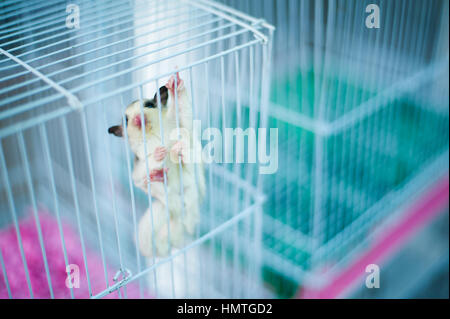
[154, 146, 167, 162]
[148, 168, 169, 183]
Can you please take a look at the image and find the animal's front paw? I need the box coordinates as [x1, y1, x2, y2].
[149, 168, 169, 183]
[154, 146, 167, 162]
[170, 140, 187, 163]
[165, 72, 184, 96]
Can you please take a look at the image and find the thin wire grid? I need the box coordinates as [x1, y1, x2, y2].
[2, 0, 447, 299]
[0, 0, 270, 136]
[0, 0, 274, 299]
[218, 0, 449, 296]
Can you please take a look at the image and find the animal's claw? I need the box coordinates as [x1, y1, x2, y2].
[154, 146, 168, 162]
[165, 72, 184, 95]
[148, 168, 169, 183]
[170, 140, 186, 163]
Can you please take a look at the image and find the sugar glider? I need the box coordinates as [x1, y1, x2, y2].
[108, 73, 205, 257]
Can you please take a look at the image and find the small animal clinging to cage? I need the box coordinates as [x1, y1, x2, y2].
[108, 72, 205, 257]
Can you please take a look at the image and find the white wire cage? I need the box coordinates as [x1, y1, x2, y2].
[0, 0, 274, 299]
[217, 0, 449, 296]
[1, 0, 449, 300]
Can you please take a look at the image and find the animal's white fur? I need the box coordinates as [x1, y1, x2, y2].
[123, 76, 205, 257]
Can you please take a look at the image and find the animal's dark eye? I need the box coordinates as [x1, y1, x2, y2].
[144, 100, 156, 108]
[124, 115, 128, 126]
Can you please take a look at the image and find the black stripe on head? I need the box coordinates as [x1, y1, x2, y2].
[154, 86, 168, 106]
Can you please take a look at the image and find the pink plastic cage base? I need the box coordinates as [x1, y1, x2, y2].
[298, 173, 449, 299]
[0, 208, 147, 299]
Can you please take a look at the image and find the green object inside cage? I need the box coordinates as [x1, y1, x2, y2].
[113, 67, 448, 298]
[262, 68, 449, 297]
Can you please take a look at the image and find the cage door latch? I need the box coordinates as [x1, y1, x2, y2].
[112, 268, 132, 289]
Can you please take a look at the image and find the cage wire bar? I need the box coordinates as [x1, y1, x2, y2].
[217, 0, 449, 297]
[0, 0, 274, 298]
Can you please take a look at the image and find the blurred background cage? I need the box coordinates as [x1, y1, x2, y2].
[0, 0, 274, 298]
[217, 0, 449, 297]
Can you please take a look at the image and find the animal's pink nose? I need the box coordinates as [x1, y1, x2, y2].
[133, 114, 145, 128]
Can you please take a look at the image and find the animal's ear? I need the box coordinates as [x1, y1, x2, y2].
[154, 86, 168, 106]
[108, 125, 123, 137]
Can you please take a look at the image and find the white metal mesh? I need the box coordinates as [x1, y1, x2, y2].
[218, 0, 449, 296]
[0, 0, 449, 300]
[0, 0, 273, 299]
